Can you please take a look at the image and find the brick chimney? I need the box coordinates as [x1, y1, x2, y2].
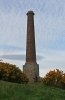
[23, 10, 39, 83]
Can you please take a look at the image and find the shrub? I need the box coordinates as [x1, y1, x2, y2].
[61, 73, 65, 89]
[43, 69, 64, 87]
[38, 77, 43, 83]
[0, 62, 28, 83]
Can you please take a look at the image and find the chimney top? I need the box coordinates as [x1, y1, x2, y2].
[27, 10, 35, 15]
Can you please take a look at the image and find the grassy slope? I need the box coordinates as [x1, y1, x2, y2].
[0, 81, 65, 100]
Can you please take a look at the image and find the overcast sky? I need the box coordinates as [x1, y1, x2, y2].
[0, 0, 65, 76]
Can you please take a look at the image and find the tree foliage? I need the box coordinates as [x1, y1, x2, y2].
[0, 62, 28, 83]
[43, 69, 65, 88]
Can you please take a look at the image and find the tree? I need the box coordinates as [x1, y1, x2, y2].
[0, 62, 28, 83]
[43, 69, 63, 87]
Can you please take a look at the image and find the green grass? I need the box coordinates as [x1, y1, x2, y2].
[0, 81, 65, 100]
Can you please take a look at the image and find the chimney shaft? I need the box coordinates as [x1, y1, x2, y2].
[26, 11, 36, 63]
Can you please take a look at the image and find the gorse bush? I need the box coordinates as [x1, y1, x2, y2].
[43, 69, 65, 89]
[0, 62, 28, 83]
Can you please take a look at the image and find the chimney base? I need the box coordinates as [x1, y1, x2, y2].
[23, 63, 39, 83]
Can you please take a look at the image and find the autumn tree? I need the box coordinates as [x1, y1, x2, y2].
[43, 69, 63, 87]
[0, 62, 28, 83]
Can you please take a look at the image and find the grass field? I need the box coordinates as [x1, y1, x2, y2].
[0, 81, 65, 100]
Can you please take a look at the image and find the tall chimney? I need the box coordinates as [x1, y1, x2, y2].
[26, 11, 36, 63]
[23, 10, 39, 83]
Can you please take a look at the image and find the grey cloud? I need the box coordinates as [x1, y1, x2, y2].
[0, 54, 43, 61]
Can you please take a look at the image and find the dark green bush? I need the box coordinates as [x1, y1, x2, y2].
[0, 62, 28, 83]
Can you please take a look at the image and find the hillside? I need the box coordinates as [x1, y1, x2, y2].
[0, 81, 65, 100]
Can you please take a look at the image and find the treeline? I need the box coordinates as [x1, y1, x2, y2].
[0, 62, 28, 83]
[0, 62, 65, 89]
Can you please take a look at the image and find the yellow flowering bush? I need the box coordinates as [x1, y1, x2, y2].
[43, 69, 65, 88]
[0, 62, 28, 83]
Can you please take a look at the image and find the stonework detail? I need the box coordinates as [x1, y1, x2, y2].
[23, 63, 39, 83]
[23, 10, 39, 83]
